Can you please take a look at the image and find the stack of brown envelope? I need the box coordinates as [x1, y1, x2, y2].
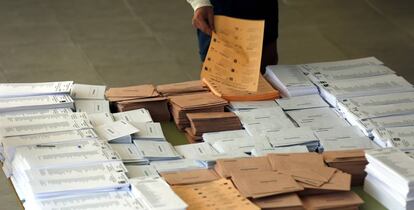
[105, 84, 170, 121]
[161, 169, 220, 185]
[252, 193, 304, 210]
[323, 150, 368, 186]
[267, 153, 351, 194]
[172, 179, 260, 210]
[184, 127, 203, 143]
[231, 171, 304, 198]
[187, 112, 242, 136]
[169, 92, 228, 130]
[156, 80, 209, 96]
[301, 191, 364, 210]
[215, 157, 272, 178]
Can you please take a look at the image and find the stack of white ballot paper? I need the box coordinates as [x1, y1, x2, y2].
[265, 127, 319, 152]
[88, 112, 114, 126]
[202, 129, 250, 145]
[150, 159, 205, 173]
[314, 126, 378, 151]
[109, 143, 149, 165]
[113, 109, 153, 123]
[130, 177, 188, 210]
[95, 120, 139, 143]
[133, 140, 181, 161]
[228, 100, 279, 111]
[264, 65, 318, 97]
[125, 165, 160, 178]
[286, 107, 349, 131]
[317, 74, 413, 107]
[371, 127, 414, 150]
[0, 81, 73, 98]
[0, 94, 74, 112]
[70, 84, 106, 100]
[75, 99, 111, 113]
[364, 148, 414, 210]
[275, 94, 329, 110]
[130, 122, 165, 141]
[300, 57, 384, 74]
[355, 114, 414, 137]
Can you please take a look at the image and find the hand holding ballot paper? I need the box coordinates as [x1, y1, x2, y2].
[201, 16, 279, 101]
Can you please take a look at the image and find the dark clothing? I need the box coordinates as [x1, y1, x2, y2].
[197, 0, 279, 61]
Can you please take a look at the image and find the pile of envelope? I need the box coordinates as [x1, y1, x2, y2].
[156, 80, 209, 96]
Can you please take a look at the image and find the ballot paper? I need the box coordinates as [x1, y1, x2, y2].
[74, 99, 110, 113]
[301, 57, 383, 73]
[355, 113, 414, 136]
[338, 91, 414, 110]
[161, 169, 220, 185]
[130, 122, 165, 140]
[95, 120, 138, 143]
[150, 159, 205, 173]
[229, 100, 279, 111]
[0, 112, 88, 127]
[307, 64, 395, 83]
[172, 179, 259, 210]
[372, 126, 414, 149]
[319, 136, 378, 152]
[70, 84, 106, 100]
[26, 191, 147, 210]
[231, 171, 304, 198]
[108, 143, 147, 164]
[112, 108, 153, 123]
[0, 81, 73, 98]
[314, 126, 366, 141]
[0, 94, 74, 112]
[286, 107, 349, 131]
[130, 177, 188, 210]
[318, 74, 413, 107]
[201, 15, 264, 92]
[265, 65, 318, 97]
[212, 136, 255, 154]
[202, 129, 250, 145]
[276, 94, 329, 110]
[266, 127, 319, 149]
[214, 156, 272, 178]
[0, 107, 72, 118]
[125, 165, 160, 178]
[1, 129, 98, 162]
[0, 118, 93, 137]
[133, 140, 181, 161]
[88, 112, 114, 126]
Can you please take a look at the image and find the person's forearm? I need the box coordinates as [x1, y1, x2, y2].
[186, 0, 212, 11]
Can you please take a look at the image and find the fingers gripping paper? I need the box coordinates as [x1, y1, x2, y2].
[201, 16, 264, 93]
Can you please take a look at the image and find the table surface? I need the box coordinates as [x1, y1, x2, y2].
[1, 122, 387, 210]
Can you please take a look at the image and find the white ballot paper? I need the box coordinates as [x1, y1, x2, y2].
[130, 122, 165, 141]
[0, 108, 72, 118]
[0, 119, 93, 137]
[338, 91, 414, 110]
[75, 99, 110, 113]
[0, 112, 89, 127]
[343, 103, 414, 125]
[130, 177, 187, 210]
[301, 57, 383, 73]
[318, 74, 413, 107]
[356, 114, 414, 136]
[150, 159, 205, 173]
[26, 191, 147, 210]
[0, 81, 73, 98]
[113, 108, 153, 123]
[264, 65, 318, 97]
[229, 100, 279, 111]
[0, 94, 74, 112]
[307, 65, 395, 83]
[266, 127, 318, 147]
[125, 165, 160, 178]
[88, 112, 114, 126]
[133, 140, 181, 161]
[109, 143, 147, 164]
[372, 126, 414, 149]
[70, 84, 106, 100]
[286, 107, 349, 130]
[315, 126, 376, 151]
[95, 120, 139, 142]
[212, 137, 255, 154]
[276, 94, 329, 110]
[202, 129, 250, 145]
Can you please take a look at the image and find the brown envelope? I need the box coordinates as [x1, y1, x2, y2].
[300, 171, 351, 192]
[231, 171, 304, 198]
[172, 179, 260, 210]
[105, 84, 158, 100]
[323, 149, 366, 163]
[161, 169, 220, 185]
[301, 191, 364, 209]
[252, 193, 304, 210]
[156, 80, 208, 96]
[169, 92, 228, 110]
[215, 157, 272, 178]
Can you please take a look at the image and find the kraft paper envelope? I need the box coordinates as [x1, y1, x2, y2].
[300, 171, 351, 192]
[156, 80, 208, 96]
[301, 191, 363, 210]
[161, 169, 220, 185]
[169, 92, 228, 110]
[172, 179, 260, 210]
[105, 84, 158, 101]
[215, 156, 272, 178]
[252, 193, 304, 210]
[323, 149, 367, 163]
[231, 171, 304, 198]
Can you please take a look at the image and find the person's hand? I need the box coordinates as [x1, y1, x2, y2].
[192, 6, 214, 35]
